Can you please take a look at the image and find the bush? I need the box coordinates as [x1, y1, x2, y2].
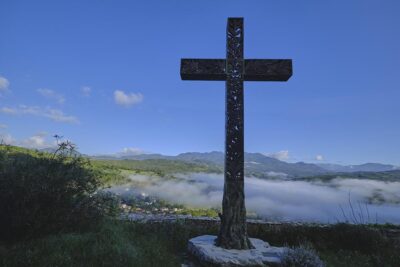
[281, 243, 325, 267]
[0, 144, 120, 242]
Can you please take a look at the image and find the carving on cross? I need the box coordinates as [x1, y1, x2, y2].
[180, 17, 292, 250]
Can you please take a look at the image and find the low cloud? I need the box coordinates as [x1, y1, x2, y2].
[110, 173, 400, 224]
[0, 76, 10, 93]
[0, 132, 56, 149]
[0, 105, 79, 124]
[265, 150, 289, 161]
[0, 107, 17, 114]
[114, 90, 143, 107]
[316, 155, 324, 161]
[37, 88, 65, 104]
[20, 132, 56, 149]
[116, 147, 147, 157]
[0, 124, 7, 129]
[45, 109, 79, 123]
[81, 86, 91, 97]
[0, 133, 16, 145]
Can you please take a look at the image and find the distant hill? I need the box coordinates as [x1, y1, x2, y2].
[176, 151, 225, 165]
[93, 151, 328, 178]
[84, 150, 400, 178]
[317, 163, 399, 173]
[4, 145, 399, 180]
[174, 152, 328, 178]
[92, 153, 171, 161]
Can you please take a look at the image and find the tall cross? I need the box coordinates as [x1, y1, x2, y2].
[180, 18, 292, 250]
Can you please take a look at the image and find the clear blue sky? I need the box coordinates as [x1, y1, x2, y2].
[0, 0, 399, 165]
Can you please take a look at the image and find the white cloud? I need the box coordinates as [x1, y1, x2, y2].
[0, 105, 79, 124]
[20, 132, 54, 149]
[114, 90, 143, 107]
[0, 76, 10, 92]
[0, 124, 8, 129]
[45, 109, 79, 123]
[37, 88, 65, 104]
[0, 131, 56, 149]
[0, 107, 17, 114]
[0, 133, 16, 145]
[316, 155, 324, 161]
[266, 150, 290, 161]
[116, 147, 146, 157]
[81, 86, 91, 97]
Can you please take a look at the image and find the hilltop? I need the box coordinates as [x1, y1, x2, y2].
[91, 151, 399, 179]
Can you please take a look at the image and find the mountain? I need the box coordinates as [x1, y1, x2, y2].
[317, 163, 398, 173]
[91, 153, 171, 161]
[90, 151, 397, 179]
[176, 151, 225, 165]
[175, 152, 327, 178]
[90, 151, 327, 178]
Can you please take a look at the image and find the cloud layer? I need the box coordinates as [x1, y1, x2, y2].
[265, 150, 289, 161]
[0, 132, 56, 149]
[0, 105, 79, 124]
[0, 76, 10, 93]
[114, 90, 143, 107]
[81, 86, 91, 97]
[116, 147, 146, 157]
[37, 88, 65, 104]
[111, 173, 400, 224]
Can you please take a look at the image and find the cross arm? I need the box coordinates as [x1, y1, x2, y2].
[180, 59, 226, 81]
[180, 59, 292, 81]
[244, 59, 292, 81]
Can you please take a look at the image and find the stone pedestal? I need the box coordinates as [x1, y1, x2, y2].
[187, 235, 286, 267]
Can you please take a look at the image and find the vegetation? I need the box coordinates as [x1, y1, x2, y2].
[92, 158, 222, 177]
[0, 220, 179, 267]
[0, 144, 120, 242]
[1, 144, 399, 266]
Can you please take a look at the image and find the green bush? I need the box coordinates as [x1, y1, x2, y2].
[0, 145, 119, 242]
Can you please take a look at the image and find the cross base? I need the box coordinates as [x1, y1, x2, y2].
[187, 235, 286, 267]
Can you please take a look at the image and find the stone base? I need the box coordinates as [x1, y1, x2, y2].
[187, 235, 286, 267]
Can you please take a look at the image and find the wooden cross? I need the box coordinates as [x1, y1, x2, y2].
[180, 18, 292, 249]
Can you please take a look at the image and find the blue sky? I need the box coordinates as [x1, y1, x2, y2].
[0, 0, 399, 165]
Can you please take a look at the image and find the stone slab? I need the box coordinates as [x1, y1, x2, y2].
[187, 235, 286, 267]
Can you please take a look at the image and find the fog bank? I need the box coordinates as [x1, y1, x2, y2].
[110, 173, 400, 224]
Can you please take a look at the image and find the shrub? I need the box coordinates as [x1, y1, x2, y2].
[0, 143, 119, 242]
[281, 243, 325, 267]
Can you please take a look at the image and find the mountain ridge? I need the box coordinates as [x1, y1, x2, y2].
[90, 151, 398, 178]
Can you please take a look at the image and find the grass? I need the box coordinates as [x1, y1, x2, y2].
[1, 219, 399, 267]
[0, 220, 181, 267]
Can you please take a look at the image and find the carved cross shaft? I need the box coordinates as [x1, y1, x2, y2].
[180, 18, 292, 249]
